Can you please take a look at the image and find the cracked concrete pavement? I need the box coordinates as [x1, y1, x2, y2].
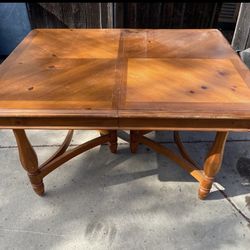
[0, 130, 250, 249]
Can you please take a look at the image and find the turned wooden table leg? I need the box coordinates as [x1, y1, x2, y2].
[130, 130, 139, 153]
[98, 130, 117, 153]
[13, 129, 44, 196]
[109, 130, 117, 153]
[198, 132, 228, 199]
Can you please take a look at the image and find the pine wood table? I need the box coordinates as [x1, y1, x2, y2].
[1, 29, 250, 199]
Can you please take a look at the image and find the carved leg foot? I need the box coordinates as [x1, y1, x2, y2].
[198, 176, 214, 200]
[28, 172, 45, 196]
[198, 132, 228, 199]
[13, 129, 44, 196]
[130, 130, 139, 153]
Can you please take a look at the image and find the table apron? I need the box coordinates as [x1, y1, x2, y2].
[118, 118, 250, 132]
[0, 117, 119, 130]
[1, 117, 250, 131]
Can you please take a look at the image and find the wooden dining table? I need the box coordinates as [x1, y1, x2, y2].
[0, 28, 250, 199]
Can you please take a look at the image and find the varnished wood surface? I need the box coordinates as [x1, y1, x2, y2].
[5, 29, 241, 198]
[1, 29, 250, 130]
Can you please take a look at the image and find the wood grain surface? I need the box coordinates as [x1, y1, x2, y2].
[0, 29, 250, 130]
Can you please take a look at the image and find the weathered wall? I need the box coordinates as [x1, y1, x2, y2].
[27, 3, 221, 29]
[0, 3, 222, 56]
[232, 3, 250, 51]
[0, 3, 31, 55]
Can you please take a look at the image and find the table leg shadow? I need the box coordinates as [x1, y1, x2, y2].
[13, 129, 118, 196]
[130, 130, 228, 200]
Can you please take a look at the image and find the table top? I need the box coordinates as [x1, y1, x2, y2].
[0, 29, 250, 130]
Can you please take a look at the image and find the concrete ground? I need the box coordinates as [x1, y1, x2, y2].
[0, 129, 250, 250]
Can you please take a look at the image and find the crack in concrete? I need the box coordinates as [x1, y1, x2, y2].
[1, 139, 250, 149]
[0, 227, 68, 238]
[213, 183, 250, 224]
